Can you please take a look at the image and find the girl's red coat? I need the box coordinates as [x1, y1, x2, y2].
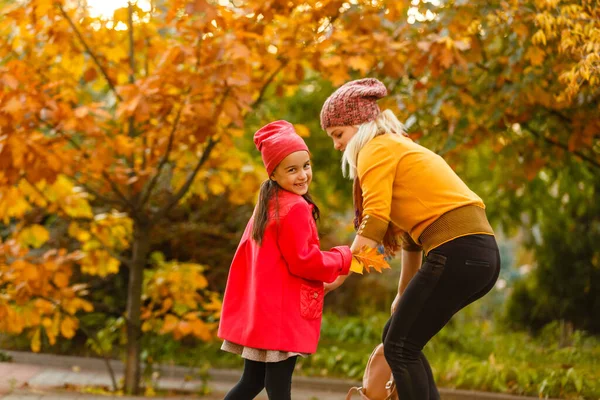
[218, 190, 351, 354]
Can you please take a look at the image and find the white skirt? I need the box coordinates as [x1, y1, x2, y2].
[221, 340, 309, 363]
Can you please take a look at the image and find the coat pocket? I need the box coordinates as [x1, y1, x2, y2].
[300, 284, 324, 320]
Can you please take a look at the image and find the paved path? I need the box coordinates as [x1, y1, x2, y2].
[0, 350, 555, 400]
[0, 351, 342, 400]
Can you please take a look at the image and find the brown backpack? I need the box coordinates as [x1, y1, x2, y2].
[346, 343, 399, 400]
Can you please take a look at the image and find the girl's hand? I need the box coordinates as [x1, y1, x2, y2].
[391, 292, 401, 315]
[324, 274, 348, 295]
[323, 282, 336, 295]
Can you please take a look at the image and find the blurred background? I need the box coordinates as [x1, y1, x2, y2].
[0, 0, 598, 398]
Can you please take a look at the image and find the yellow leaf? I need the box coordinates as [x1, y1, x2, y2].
[177, 320, 192, 336]
[60, 317, 78, 339]
[348, 56, 371, 73]
[208, 176, 226, 195]
[18, 225, 50, 248]
[80, 299, 94, 312]
[191, 319, 212, 341]
[532, 30, 547, 46]
[353, 246, 390, 273]
[53, 272, 69, 288]
[525, 46, 545, 66]
[23, 264, 40, 281]
[194, 274, 208, 289]
[160, 297, 174, 313]
[2, 96, 22, 116]
[31, 328, 41, 352]
[105, 45, 128, 63]
[294, 124, 311, 137]
[141, 320, 152, 332]
[321, 55, 342, 68]
[349, 257, 364, 275]
[161, 314, 179, 334]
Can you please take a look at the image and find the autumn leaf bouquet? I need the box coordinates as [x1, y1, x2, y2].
[350, 246, 391, 274]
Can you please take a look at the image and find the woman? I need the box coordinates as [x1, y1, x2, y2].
[321, 78, 500, 399]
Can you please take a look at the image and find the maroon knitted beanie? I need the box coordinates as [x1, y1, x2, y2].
[320, 78, 388, 130]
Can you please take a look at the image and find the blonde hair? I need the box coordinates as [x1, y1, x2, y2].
[341, 109, 408, 179]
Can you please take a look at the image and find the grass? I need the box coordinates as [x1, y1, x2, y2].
[176, 313, 600, 399]
[2, 313, 598, 399]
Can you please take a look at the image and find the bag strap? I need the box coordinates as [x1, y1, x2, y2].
[386, 379, 398, 400]
[346, 387, 369, 400]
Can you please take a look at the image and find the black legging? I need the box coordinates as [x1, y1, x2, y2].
[224, 356, 298, 400]
[382, 234, 501, 400]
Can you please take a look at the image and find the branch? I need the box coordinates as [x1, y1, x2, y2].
[525, 124, 600, 170]
[40, 117, 137, 212]
[127, 1, 136, 85]
[150, 137, 218, 224]
[548, 108, 572, 125]
[29, 121, 125, 208]
[138, 105, 183, 208]
[253, 60, 288, 108]
[127, 2, 138, 197]
[57, 4, 123, 102]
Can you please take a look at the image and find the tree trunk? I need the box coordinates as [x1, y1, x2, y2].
[559, 319, 574, 348]
[124, 222, 151, 394]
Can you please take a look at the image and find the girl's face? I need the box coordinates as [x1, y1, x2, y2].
[325, 125, 359, 152]
[271, 151, 312, 196]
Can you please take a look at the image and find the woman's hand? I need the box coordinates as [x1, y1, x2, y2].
[391, 292, 401, 315]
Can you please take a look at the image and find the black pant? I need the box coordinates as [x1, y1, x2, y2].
[382, 234, 500, 400]
[224, 356, 297, 400]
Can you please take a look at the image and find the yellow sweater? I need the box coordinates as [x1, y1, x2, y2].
[356, 134, 493, 254]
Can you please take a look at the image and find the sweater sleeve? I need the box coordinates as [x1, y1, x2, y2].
[277, 202, 351, 283]
[356, 141, 398, 243]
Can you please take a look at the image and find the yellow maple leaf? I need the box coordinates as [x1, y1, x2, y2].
[353, 246, 391, 273]
[350, 257, 364, 275]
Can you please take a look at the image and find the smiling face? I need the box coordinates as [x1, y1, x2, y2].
[325, 125, 359, 152]
[270, 151, 312, 195]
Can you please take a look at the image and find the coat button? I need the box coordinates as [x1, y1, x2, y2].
[313, 292, 319, 299]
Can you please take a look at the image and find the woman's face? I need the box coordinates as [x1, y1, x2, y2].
[325, 125, 359, 152]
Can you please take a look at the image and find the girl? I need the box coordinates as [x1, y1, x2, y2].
[320, 78, 500, 400]
[218, 120, 352, 400]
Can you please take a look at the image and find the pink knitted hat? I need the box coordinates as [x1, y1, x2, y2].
[320, 78, 388, 130]
[254, 120, 309, 176]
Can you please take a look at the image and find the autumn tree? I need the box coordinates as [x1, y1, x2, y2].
[314, 0, 600, 329]
[248, 0, 600, 326]
[2, 0, 598, 393]
[0, 0, 427, 393]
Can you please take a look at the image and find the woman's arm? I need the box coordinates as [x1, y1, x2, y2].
[398, 249, 423, 295]
[389, 248, 423, 313]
